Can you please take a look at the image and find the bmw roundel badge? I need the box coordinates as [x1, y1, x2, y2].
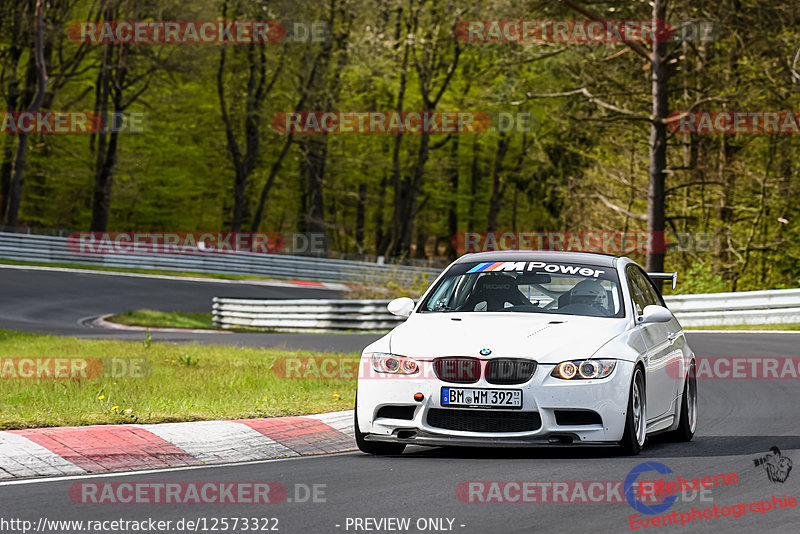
[479, 348, 491, 356]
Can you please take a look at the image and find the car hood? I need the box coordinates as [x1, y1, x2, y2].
[387, 312, 629, 364]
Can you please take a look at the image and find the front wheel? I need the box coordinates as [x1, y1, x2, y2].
[668, 361, 697, 442]
[354, 401, 406, 456]
[619, 366, 646, 455]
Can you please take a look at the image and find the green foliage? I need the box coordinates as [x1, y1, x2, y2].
[667, 262, 729, 295]
[2, 0, 799, 292]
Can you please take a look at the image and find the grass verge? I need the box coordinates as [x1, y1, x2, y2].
[0, 329, 357, 430]
[109, 310, 216, 330]
[685, 323, 800, 331]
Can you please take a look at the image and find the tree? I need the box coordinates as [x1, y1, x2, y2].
[559, 0, 669, 283]
[5, 0, 47, 228]
[217, 0, 275, 232]
[388, 0, 463, 257]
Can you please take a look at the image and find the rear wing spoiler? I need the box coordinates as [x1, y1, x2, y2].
[647, 272, 677, 289]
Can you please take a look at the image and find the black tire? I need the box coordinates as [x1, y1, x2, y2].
[354, 401, 406, 456]
[668, 362, 697, 442]
[620, 366, 646, 455]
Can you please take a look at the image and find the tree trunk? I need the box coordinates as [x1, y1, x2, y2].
[388, 36, 409, 257]
[486, 134, 510, 232]
[646, 0, 669, 284]
[393, 129, 430, 256]
[446, 135, 459, 259]
[375, 170, 389, 254]
[250, 133, 292, 231]
[0, 43, 23, 224]
[468, 138, 480, 231]
[89, 9, 115, 232]
[355, 182, 366, 249]
[5, 0, 47, 228]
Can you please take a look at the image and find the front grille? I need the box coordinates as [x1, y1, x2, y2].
[376, 405, 416, 420]
[486, 359, 536, 384]
[426, 408, 541, 433]
[554, 410, 603, 426]
[433, 357, 481, 383]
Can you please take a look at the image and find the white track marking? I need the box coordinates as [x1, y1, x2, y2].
[0, 433, 85, 478]
[0, 451, 358, 486]
[138, 421, 297, 463]
[306, 410, 354, 435]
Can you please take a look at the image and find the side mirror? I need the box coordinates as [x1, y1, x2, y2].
[638, 304, 673, 324]
[387, 297, 415, 318]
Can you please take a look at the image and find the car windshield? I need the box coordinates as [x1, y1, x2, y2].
[420, 260, 624, 318]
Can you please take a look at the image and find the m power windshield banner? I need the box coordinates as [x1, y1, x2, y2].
[465, 261, 606, 278]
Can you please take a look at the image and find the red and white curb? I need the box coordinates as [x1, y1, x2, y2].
[0, 411, 354, 480]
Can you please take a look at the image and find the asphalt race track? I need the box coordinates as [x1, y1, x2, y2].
[0, 266, 381, 352]
[1, 267, 799, 533]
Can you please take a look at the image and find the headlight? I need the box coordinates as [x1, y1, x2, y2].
[551, 359, 616, 380]
[371, 353, 420, 375]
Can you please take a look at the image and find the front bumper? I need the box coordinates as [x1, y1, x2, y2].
[356, 359, 635, 447]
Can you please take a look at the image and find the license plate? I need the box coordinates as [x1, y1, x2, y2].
[441, 387, 522, 409]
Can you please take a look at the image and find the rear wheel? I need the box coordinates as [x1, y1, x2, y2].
[668, 362, 697, 442]
[354, 401, 406, 456]
[620, 366, 646, 455]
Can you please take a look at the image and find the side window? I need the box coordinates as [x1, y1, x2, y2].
[423, 277, 456, 311]
[626, 266, 648, 316]
[636, 267, 665, 307]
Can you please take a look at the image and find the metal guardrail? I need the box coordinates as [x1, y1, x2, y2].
[0, 232, 439, 285]
[212, 289, 800, 332]
[664, 289, 800, 327]
[212, 298, 404, 332]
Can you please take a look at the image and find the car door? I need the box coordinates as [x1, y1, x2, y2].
[637, 269, 686, 415]
[626, 266, 674, 419]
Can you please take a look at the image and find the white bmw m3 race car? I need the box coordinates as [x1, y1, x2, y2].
[355, 251, 697, 455]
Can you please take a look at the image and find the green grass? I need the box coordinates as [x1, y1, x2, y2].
[685, 323, 800, 331]
[0, 258, 277, 281]
[109, 310, 216, 330]
[0, 329, 358, 430]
